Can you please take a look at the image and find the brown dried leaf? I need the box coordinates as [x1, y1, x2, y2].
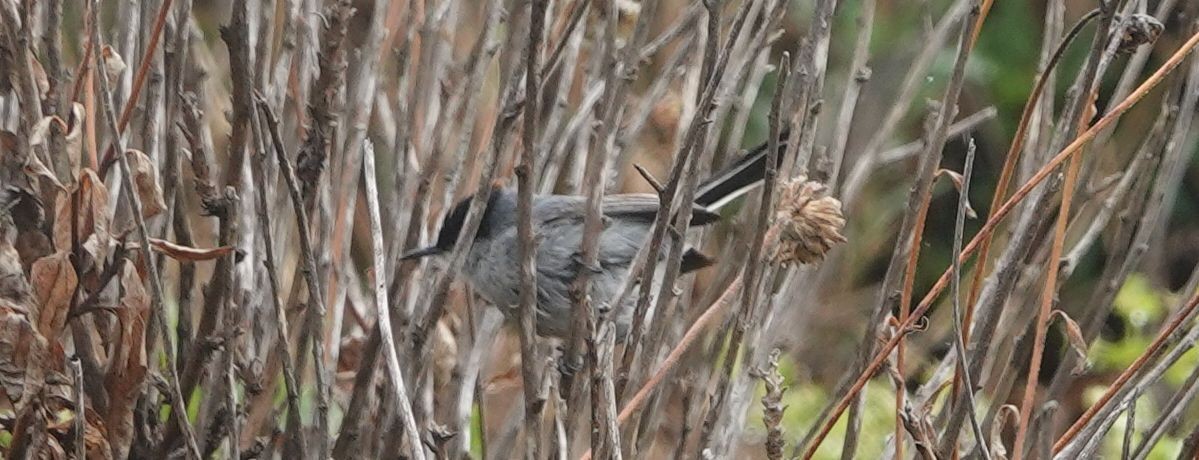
[28, 115, 67, 149]
[125, 149, 166, 220]
[84, 413, 115, 460]
[52, 169, 110, 265]
[148, 237, 234, 261]
[936, 168, 978, 219]
[1, 212, 34, 313]
[28, 54, 49, 98]
[1, 130, 16, 154]
[46, 406, 115, 460]
[0, 307, 49, 412]
[103, 260, 149, 459]
[1050, 309, 1091, 375]
[62, 103, 85, 178]
[990, 404, 1020, 460]
[100, 45, 126, 83]
[29, 251, 77, 339]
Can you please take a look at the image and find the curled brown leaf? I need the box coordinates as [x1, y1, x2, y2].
[103, 261, 149, 459]
[1050, 309, 1090, 375]
[52, 169, 110, 265]
[124, 149, 166, 220]
[147, 237, 234, 261]
[29, 251, 77, 339]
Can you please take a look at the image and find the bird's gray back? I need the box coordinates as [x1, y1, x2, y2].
[463, 193, 662, 337]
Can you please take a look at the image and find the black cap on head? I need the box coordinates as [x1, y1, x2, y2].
[401, 186, 501, 260]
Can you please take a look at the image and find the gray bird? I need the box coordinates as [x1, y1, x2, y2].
[402, 134, 787, 339]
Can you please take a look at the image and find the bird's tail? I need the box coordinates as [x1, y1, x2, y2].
[692, 130, 791, 211]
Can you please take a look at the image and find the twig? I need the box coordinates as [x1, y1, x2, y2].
[1132, 355, 1199, 459]
[96, 0, 175, 176]
[705, 51, 789, 456]
[86, 0, 200, 456]
[801, 27, 1199, 459]
[1056, 288, 1199, 454]
[71, 356, 84, 460]
[362, 140, 427, 460]
[838, 0, 971, 199]
[825, 0, 876, 183]
[825, 2, 980, 458]
[255, 93, 332, 459]
[949, 139, 988, 459]
[941, 6, 1113, 452]
[515, 1, 548, 458]
[248, 103, 306, 457]
[579, 241, 762, 460]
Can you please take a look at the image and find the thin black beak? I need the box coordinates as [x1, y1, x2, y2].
[400, 246, 444, 260]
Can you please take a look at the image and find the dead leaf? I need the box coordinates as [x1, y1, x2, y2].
[29, 252, 77, 339]
[1051, 310, 1091, 375]
[52, 169, 110, 266]
[46, 406, 114, 460]
[22, 153, 65, 191]
[1, 130, 16, 153]
[101, 45, 126, 82]
[125, 149, 166, 220]
[63, 104, 85, 180]
[28, 54, 49, 98]
[936, 168, 978, 219]
[28, 115, 67, 150]
[103, 260, 149, 459]
[0, 307, 49, 412]
[148, 238, 234, 261]
[990, 404, 1020, 460]
[1, 213, 35, 314]
[84, 413, 115, 460]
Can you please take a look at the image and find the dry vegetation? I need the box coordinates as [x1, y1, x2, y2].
[1, 0, 1198, 459]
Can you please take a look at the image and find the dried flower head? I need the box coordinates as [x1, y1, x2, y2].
[773, 178, 846, 265]
[1118, 14, 1164, 54]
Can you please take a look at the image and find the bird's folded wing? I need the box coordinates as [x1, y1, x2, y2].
[602, 194, 720, 225]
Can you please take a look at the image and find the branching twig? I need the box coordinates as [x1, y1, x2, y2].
[362, 140, 427, 460]
[87, 1, 200, 456]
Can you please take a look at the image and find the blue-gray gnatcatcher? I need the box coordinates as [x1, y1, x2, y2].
[402, 133, 788, 339]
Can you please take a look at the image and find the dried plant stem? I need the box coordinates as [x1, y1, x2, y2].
[248, 109, 306, 456]
[832, 3, 980, 458]
[579, 236, 766, 460]
[515, 2, 548, 458]
[362, 140, 427, 460]
[949, 139, 988, 459]
[562, 0, 618, 419]
[255, 95, 332, 458]
[826, 0, 875, 183]
[71, 357, 84, 460]
[705, 52, 789, 457]
[87, 1, 200, 457]
[802, 27, 1199, 459]
[961, 8, 1100, 328]
[1055, 288, 1199, 453]
[96, 0, 174, 175]
[1011, 82, 1091, 460]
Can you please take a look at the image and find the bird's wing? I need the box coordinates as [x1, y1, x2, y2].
[601, 193, 720, 226]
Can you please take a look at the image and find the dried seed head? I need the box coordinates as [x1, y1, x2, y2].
[773, 178, 847, 265]
[1118, 14, 1164, 55]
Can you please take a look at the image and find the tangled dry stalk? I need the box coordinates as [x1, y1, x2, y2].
[0, 0, 1197, 459]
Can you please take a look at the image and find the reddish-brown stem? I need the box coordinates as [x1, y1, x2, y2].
[1013, 90, 1093, 460]
[1054, 288, 1199, 452]
[895, 189, 933, 459]
[801, 29, 1199, 458]
[96, 0, 174, 173]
